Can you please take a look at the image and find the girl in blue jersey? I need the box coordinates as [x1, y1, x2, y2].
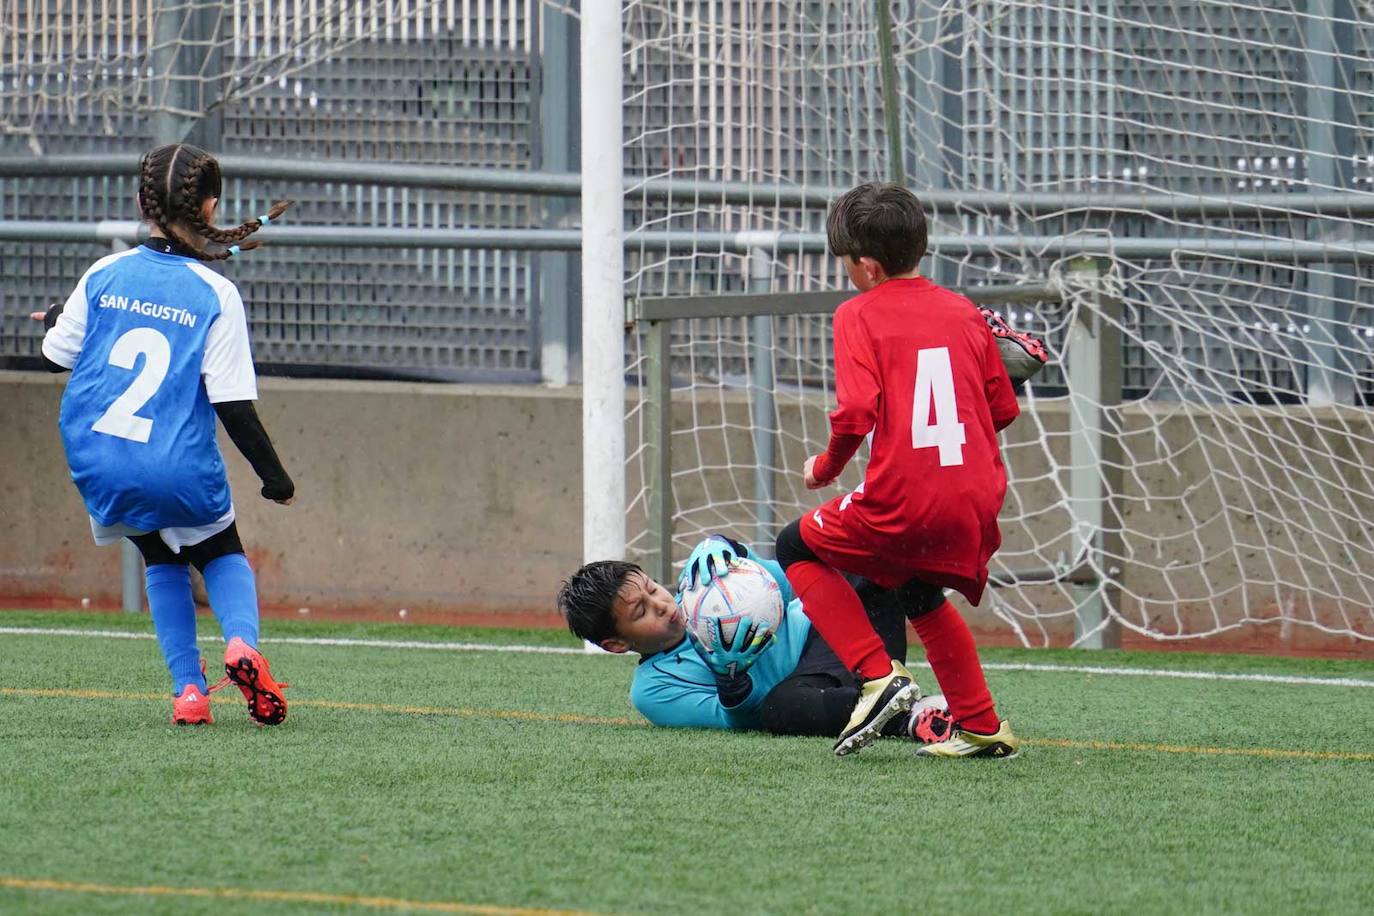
[37, 143, 295, 726]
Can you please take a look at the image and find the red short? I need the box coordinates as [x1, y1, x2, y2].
[799, 492, 989, 605]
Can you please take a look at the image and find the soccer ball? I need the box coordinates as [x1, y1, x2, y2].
[679, 558, 786, 653]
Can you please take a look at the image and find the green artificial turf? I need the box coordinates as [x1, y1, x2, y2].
[1, 610, 1371, 915]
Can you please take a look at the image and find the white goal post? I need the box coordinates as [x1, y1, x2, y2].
[579, 0, 626, 568]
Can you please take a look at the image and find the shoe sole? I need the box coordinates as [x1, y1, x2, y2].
[833, 683, 920, 757]
[915, 741, 1021, 760]
[224, 655, 287, 726]
[172, 716, 211, 726]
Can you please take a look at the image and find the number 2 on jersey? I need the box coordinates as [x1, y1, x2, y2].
[911, 346, 966, 466]
[91, 327, 171, 443]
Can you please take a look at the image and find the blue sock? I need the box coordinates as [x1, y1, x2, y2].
[203, 553, 261, 647]
[145, 564, 205, 694]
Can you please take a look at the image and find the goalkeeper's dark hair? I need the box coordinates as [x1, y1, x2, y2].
[556, 560, 642, 645]
[137, 143, 292, 263]
[826, 181, 928, 276]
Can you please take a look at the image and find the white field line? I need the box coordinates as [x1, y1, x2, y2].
[2, 625, 1372, 689]
[0, 626, 595, 656]
[975, 661, 1374, 689]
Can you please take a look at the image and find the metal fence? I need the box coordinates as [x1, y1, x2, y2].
[1, 2, 545, 381]
[5, 2, 1374, 396]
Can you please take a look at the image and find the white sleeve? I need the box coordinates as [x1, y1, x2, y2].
[201, 283, 259, 403]
[41, 272, 92, 369]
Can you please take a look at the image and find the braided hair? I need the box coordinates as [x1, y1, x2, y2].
[137, 144, 292, 262]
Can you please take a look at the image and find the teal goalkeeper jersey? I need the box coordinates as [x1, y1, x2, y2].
[629, 559, 809, 729]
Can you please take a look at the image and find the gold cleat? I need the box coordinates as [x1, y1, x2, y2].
[833, 660, 920, 757]
[914, 719, 1021, 759]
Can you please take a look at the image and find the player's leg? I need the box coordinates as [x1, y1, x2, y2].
[759, 612, 929, 740]
[898, 579, 1019, 758]
[759, 672, 858, 737]
[858, 581, 956, 742]
[775, 520, 890, 678]
[129, 533, 210, 725]
[186, 524, 259, 646]
[185, 524, 287, 725]
[852, 576, 909, 662]
[775, 518, 919, 756]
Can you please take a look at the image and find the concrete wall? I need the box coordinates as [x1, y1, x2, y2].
[2, 373, 586, 618]
[3, 371, 1371, 653]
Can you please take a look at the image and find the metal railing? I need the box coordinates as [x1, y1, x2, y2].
[5, 156, 1374, 218]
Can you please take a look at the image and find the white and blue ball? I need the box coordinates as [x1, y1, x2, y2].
[679, 558, 786, 653]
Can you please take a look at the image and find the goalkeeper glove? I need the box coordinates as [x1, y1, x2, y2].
[677, 534, 750, 594]
[687, 615, 774, 678]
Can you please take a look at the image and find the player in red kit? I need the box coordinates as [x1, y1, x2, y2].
[774, 182, 1023, 759]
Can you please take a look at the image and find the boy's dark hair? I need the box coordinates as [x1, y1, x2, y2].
[137, 143, 293, 262]
[825, 181, 928, 276]
[556, 560, 642, 645]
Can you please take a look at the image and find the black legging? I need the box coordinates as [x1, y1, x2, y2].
[129, 522, 245, 572]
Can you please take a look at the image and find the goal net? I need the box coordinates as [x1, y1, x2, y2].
[620, 1, 1374, 650]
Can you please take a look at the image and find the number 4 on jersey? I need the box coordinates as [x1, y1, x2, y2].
[911, 346, 965, 466]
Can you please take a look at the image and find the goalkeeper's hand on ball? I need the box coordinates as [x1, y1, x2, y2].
[677, 534, 750, 594]
[688, 615, 774, 678]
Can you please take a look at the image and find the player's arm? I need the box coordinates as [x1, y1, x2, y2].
[35, 305, 70, 372]
[35, 271, 93, 372]
[630, 667, 762, 730]
[213, 401, 295, 502]
[203, 285, 295, 503]
[807, 432, 865, 487]
[809, 305, 879, 486]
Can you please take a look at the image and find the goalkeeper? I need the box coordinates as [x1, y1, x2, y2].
[556, 536, 953, 743]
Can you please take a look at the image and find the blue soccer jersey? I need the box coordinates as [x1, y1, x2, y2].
[44, 246, 259, 534]
[630, 558, 810, 729]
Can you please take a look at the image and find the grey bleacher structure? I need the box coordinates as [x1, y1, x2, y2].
[4, 2, 1374, 399]
[2, 3, 540, 380]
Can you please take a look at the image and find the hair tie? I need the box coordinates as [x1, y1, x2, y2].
[257, 213, 272, 226]
[228, 245, 241, 258]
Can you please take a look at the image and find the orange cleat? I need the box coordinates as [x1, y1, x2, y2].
[172, 681, 213, 725]
[223, 637, 289, 726]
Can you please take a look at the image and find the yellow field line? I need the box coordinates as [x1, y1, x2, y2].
[1026, 738, 1374, 762]
[303, 698, 639, 727]
[5, 686, 1372, 761]
[0, 687, 640, 727]
[0, 877, 600, 915]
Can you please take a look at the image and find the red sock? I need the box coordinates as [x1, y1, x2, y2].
[911, 601, 1000, 735]
[784, 561, 891, 680]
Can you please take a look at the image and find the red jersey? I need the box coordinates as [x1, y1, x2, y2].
[808, 277, 1018, 604]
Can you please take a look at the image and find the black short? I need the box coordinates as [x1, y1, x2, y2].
[129, 522, 245, 571]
